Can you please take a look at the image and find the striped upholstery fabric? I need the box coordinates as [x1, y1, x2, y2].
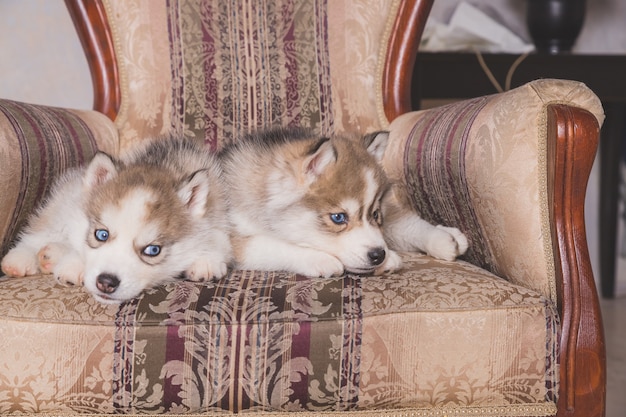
[102, 0, 393, 153]
[0, 254, 558, 415]
[399, 97, 496, 274]
[0, 99, 118, 259]
[166, 1, 335, 148]
[384, 79, 604, 300]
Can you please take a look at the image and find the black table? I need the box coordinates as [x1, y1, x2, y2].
[412, 52, 626, 298]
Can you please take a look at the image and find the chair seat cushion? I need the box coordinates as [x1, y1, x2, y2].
[0, 253, 558, 416]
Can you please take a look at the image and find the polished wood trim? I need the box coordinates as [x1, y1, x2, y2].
[64, 0, 120, 120]
[382, 0, 433, 122]
[548, 104, 606, 417]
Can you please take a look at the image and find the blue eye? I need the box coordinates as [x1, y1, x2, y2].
[330, 213, 348, 225]
[142, 245, 161, 257]
[94, 229, 109, 242]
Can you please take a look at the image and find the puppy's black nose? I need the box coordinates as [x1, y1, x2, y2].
[368, 248, 386, 266]
[96, 273, 120, 294]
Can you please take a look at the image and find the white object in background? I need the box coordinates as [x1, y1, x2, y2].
[421, 2, 534, 53]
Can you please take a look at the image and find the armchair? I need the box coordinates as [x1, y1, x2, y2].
[0, 0, 605, 416]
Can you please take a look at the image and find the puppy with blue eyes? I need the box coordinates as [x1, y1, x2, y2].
[1, 139, 232, 303]
[220, 127, 468, 278]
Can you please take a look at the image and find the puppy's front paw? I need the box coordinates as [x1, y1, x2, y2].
[185, 256, 229, 282]
[53, 257, 85, 287]
[1, 247, 40, 277]
[374, 249, 403, 275]
[37, 243, 84, 286]
[300, 252, 344, 278]
[437, 225, 469, 255]
[425, 226, 469, 261]
[38, 243, 67, 274]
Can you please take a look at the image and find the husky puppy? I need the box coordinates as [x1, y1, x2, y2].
[1, 139, 232, 303]
[221, 127, 468, 277]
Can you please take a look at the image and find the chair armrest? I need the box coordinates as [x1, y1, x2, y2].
[383, 79, 603, 300]
[385, 79, 607, 417]
[0, 99, 118, 258]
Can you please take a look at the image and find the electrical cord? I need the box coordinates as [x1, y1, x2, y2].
[472, 48, 531, 92]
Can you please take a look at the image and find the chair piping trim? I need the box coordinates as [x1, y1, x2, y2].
[101, 0, 129, 134]
[375, 0, 401, 129]
[24, 403, 557, 417]
[538, 101, 563, 303]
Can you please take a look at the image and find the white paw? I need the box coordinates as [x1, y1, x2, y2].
[437, 225, 469, 255]
[1, 246, 40, 277]
[52, 256, 85, 287]
[36, 243, 84, 286]
[185, 256, 229, 282]
[374, 249, 403, 275]
[298, 252, 345, 278]
[426, 226, 469, 261]
[37, 243, 68, 274]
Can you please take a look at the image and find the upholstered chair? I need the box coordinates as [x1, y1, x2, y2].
[0, 1, 605, 416]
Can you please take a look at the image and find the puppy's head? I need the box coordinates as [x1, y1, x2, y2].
[298, 131, 392, 274]
[80, 154, 211, 303]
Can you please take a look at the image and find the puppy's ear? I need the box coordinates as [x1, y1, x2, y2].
[362, 131, 389, 162]
[84, 152, 117, 190]
[178, 169, 211, 218]
[303, 137, 336, 181]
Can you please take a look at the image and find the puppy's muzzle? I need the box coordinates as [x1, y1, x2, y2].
[96, 273, 120, 294]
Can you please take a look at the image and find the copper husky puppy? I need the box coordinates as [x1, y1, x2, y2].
[1, 139, 232, 303]
[221, 127, 468, 277]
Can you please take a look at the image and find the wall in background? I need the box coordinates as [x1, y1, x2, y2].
[0, 0, 92, 109]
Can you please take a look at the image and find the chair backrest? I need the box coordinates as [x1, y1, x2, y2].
[66, 0, 433, 153]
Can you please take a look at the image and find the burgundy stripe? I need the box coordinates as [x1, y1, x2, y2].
[51, 107, 97, 163]
[443, 102, 480, 220]
[113, 298, 139, 410]
[202, 1, 223, 149]
[12, 102, 50, 212]
[340, 276, 362, 410]
[288, 320, 312, 406]
[0, 103, 31, 251]
[405, 109, 440, 218]
[315, 0, 333, 134]
[283, 2, 299, 124]
[163, 325, 185, 409]
[403, 97, 495, 272]
[166, 0, 186, 140]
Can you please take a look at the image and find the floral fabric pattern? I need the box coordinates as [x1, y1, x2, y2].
[103, 0, 392, 153]
[0, 253, 558, 415]
[384, 79, 604, 301]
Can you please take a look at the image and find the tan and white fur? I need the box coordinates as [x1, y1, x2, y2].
[220, 127, 468, 277]
[1, 139, 232, 303]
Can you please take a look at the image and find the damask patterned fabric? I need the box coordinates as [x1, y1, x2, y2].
[0, 99, 118, 259]
[383, 79, 604, 301]
[0, 253, 558, 416]
[102, 0, 393, 153]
